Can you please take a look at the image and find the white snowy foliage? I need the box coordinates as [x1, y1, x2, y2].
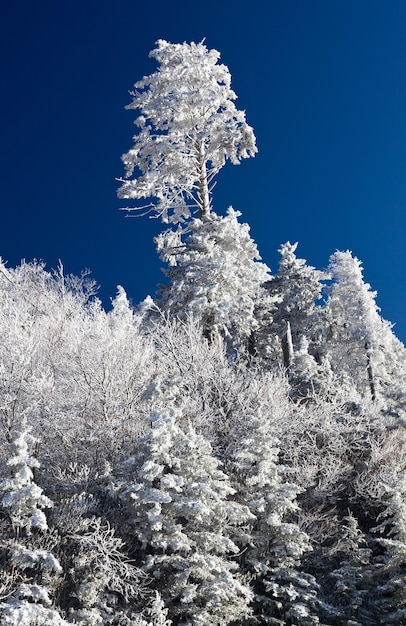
[0, 260, 158, 469]
[157, 207, 271, 349]
[50, 497, 146, 624]
[118, 39, 257, 222]
[0, 599, 70, 625]
[232, 409, 320, 624]
[327, 512, 372, 624]
[326, 250, 406, 404]
[119, 402, 253, 624]
[0, 430, 65, 623]
[257, 241, 327, 369]
[370, 470, 406, 623]
[0, 430, 53, 537]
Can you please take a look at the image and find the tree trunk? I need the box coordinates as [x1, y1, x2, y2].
[365, 342, 376, 401]
[281, 320, 294, 372]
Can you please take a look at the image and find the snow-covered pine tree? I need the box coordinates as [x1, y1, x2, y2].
[256, 242, 327, 376]
[145, 592, 172, 626]
[369, 470, 406, 624]
[0, 430, 68, 625]
[108, 284, 134, 329]
[156, 207, 271, 351]
[116, 396, 253, 625]
[325, 251, 406, 406]
[231, 409, 321, 625]
[117, 39, 257, 224]
[326, 512, 373, 626]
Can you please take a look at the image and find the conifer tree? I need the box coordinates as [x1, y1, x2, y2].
[0, 430, 67, 624]
[370, 472, 406, 624]
[288, 337, 334, 400]
[325, 251, 405, 404]
[117, 398, 253, 625]
[231, 410, 321, 625]
[326, 512, 373, 626]
[118, 39, 257, 224]
[256, 242, 326, 373]
[156, 208, 270, 351]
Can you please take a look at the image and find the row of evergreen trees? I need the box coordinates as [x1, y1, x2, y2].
[155, 212, 405, 419]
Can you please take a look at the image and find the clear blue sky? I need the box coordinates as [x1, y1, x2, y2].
[1, 1, 406, 342]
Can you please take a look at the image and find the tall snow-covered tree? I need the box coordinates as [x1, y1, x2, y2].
[116, 398, 253, 625]
[156, 207, 271, 350]
[231, 409, 321, 625]
[256, 241, 331, 397]
[117, 39, 257, 223]
[255, 242, 327, 382]
[325, 250, 406, 404]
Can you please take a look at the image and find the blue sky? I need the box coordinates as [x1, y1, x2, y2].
[1, 1, 406, 342]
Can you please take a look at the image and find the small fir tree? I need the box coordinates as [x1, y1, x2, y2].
[370, 472, 406, 624]
[231, 409, 321, 625]
[117, 399, 253, 625]
[327, 512, 373, 626]
[0, 430, 67, 624]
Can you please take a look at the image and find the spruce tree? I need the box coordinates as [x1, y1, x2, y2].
[327, 512, 373, 626]
[117, 400, 253, 625]
[370, 472, 406, 624]
[326, 250, 406, 405]
[0, 430, 67, 624]
[156, 208, 270, 351]
[231, 409, 321, 625]
[256, 242, 326, 375]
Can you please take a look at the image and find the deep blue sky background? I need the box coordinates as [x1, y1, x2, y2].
[1, 1, 406, 342]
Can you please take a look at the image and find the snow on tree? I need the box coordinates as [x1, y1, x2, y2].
[325, 250, 406, 405]
[0, 429, 53, 539]
[0, 600, 71, 625]
[0, 430, 66, 624]
[120, 592, 172, 626]
[117, 39, 257, 223]
[156, 207, 271, 351]
[116, 395, 253, 625]
[146, 592, 172, 626]
[256, 242, 327, 373]
[326, 512, 373, 626]
[108, 285, 134, 328]
[369, 470, 406, 624]
[50, 492, 146, 625]
[288, 336, 334, 401]
[230, 409, 321, 625]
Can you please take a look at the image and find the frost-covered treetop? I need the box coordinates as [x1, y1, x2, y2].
[118, 39, 257, 223]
